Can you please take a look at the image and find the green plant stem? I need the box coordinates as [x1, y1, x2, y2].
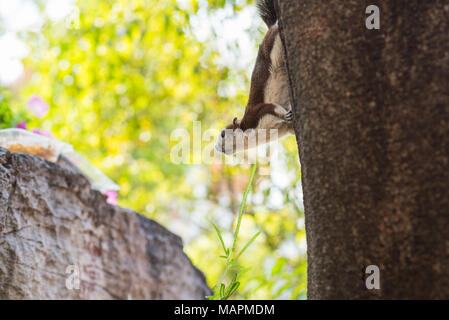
[230, 163, 257, 255]
[216, 163, 257, 298]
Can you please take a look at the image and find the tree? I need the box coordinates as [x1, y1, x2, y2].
[277, 0, 449, 299]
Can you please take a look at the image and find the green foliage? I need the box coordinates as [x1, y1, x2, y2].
[6, 0, 307, 299]
[0, 88, 29, 129]
[22, 0, 248, 213]
[0, 90, 13, 129]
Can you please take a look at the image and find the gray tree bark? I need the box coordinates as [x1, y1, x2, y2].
[0, 148, 210, 299]
[276, 0, 449, 299]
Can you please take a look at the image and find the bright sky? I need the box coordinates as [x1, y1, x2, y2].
[189, 0, 261, 71]
[0, 0, 76, 85]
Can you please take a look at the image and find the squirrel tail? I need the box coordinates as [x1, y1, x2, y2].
[257, 0, 277, 27]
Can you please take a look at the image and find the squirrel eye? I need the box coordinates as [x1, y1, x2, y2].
[221, 130, 225, 138]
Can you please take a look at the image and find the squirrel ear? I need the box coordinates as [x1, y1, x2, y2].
[233, 117, 240, 127]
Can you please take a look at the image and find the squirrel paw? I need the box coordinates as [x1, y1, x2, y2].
[284, 110, 293, 122]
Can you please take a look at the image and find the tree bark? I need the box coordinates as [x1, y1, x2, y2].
[0, 148, 210, 299]
[276, 0, 449, 299]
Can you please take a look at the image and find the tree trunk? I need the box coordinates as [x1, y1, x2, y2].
[0, 148, 210, 299]
[276, 0, 449, 299]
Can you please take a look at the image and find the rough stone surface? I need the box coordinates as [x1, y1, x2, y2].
[277, 1, 449, 299]
[0, 148, 211, 299]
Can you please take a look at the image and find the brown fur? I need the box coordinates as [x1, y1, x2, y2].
[240, 103, 280, 131]
[215, 1, 293, 154]
[247, 25, 279, 108]
[233, 24, 289, 132]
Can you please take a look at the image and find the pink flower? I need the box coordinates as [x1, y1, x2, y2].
[16, 121, 27, 129]
[105, 190, 118, 205]
[14, 122, 54, 138]
[31, 129, 53, 138]
[27, 95, 49, 118]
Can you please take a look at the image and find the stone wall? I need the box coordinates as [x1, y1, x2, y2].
[0, 148, 210, 299]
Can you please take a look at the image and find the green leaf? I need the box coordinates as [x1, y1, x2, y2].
[212, 223, 229, 255]
[236, 231, 261, 260]
[271, 257, 287, 276]
[227, 281, 240, 298]
[231, 164, 257, 254]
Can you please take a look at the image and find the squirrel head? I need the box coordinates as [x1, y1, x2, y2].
[215, 117, 245, 155]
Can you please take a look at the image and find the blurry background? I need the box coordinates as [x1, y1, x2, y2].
[0, 0, 306, 299]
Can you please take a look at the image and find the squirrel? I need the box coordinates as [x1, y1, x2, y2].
[215, 0, 293, 155]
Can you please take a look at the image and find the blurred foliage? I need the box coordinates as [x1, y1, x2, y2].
[0, 87, 29, 129]
[0, 89, 13, 128]
[4, 0, 306, 299]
